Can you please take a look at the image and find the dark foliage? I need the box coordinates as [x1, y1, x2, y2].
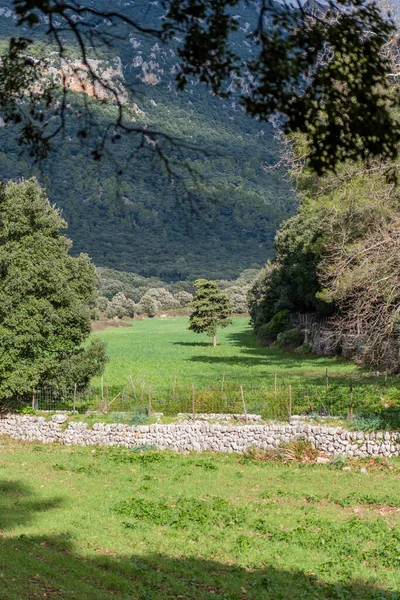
[0, 178, 107, 402]
[3, 0, 399, 174]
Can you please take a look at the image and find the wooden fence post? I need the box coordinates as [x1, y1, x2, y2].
[349, 383, 353, 418]
[325, 368, 329, 397]
[240, 386, 248, 424]
[129, 374, 137, 399]
[148, 385, 152, 417]
[288, 385, 292, 422]
[32, 387, 36, 411]
[191, 384, 195, 421]
[73, 383, 77, 414]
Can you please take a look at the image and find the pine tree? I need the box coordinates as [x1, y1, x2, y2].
[188, 279, 232, 347]
[0, 178, 107, 402]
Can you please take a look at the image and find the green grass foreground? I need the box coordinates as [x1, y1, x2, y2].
[0, 438, 399, 599]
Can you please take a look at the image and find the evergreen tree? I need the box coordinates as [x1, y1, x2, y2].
[0, 178, 107, 402]
[188, 279, 232, 347]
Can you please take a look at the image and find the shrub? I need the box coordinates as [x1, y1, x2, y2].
[276, 328, 305, 349]
[105, 292, 136, 318]
[17, 406, 36, 416]
[97, 296, 109, 312]
[348, 414, 386, 432]
[296, 341, 312, 354]
[138, 295, 158, 318]
[244, 439, 319, 463]
[225, 285, 248, 314]
[174, 290, 193, 307]
[145, 288, 179, 310]
[257, 309, 290, 344]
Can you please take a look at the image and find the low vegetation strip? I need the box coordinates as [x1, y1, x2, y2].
[0, 437, 399, 599]
[1, 415, 400, 457]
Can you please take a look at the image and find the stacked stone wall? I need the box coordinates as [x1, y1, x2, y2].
[0, 415, 399, 457]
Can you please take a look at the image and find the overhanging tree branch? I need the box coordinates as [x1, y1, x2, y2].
[0, 0, 398, 175]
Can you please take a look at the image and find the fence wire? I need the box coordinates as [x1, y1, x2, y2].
[13, 371, 398, 426]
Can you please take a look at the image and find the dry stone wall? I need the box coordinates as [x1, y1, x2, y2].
[1, 415, 400, 457]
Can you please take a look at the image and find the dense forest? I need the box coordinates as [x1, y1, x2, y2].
[0, 0, 295, 281]
[97, 266, 259, 316]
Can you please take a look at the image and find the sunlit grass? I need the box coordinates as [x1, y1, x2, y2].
[87, 317, 400, 423]
[0, 437, 399, 599]
[92, 316, 356, 389]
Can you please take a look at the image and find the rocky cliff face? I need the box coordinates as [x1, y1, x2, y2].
[56, 57, 127, 102]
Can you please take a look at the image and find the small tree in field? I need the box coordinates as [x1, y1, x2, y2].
[188, 279, 232, 347]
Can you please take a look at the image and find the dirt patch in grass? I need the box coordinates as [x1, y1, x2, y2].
[349, 505, 400, 517]
[91, 317, 133, 332]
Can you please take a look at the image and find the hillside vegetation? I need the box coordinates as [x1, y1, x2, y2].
[96, 267, 259, 316]
[0, 0, 295, 280]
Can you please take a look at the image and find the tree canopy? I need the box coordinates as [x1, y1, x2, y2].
[248, 138, 400, 369]
[188, 279, 232, 346]
[0, 178, 107, 402]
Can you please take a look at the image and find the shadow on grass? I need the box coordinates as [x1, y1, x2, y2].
[173, 341, 211, 347]
[174, 328, 349, 374]
[0, 480, 63, 531]
[0, 479, 398, 599]
[0, 534, 398, 600]
[189, 352, 347, 372]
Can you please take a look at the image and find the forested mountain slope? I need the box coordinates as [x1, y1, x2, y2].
[0, 0, 295, 280]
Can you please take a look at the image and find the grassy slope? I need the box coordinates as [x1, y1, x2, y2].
[0, 438, 399, 599]
[92, 317, 356, 389]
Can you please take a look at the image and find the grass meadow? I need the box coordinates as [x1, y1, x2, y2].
[92, 317, 357, 388]
[87, 317, 400, 424]
[1, 437, 400, 599]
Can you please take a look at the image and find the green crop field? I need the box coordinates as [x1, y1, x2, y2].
[0, 438, 399, 599]
[85, 317, 400, 424]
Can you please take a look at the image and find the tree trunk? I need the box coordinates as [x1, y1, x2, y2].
[213, 334, 217, 347]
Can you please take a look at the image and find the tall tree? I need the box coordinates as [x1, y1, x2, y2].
[0, 178, 107, 403]
[188, 279, 232, 346]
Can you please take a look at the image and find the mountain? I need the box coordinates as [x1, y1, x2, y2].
[0, 0, 296, 281]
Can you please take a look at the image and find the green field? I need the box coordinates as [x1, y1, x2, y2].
[92, 317, 356, 387]
[0, 438, 399, 599]
[85, 317, 400, 423]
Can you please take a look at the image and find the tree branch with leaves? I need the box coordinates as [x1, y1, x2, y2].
[1, 0, 399, 174]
